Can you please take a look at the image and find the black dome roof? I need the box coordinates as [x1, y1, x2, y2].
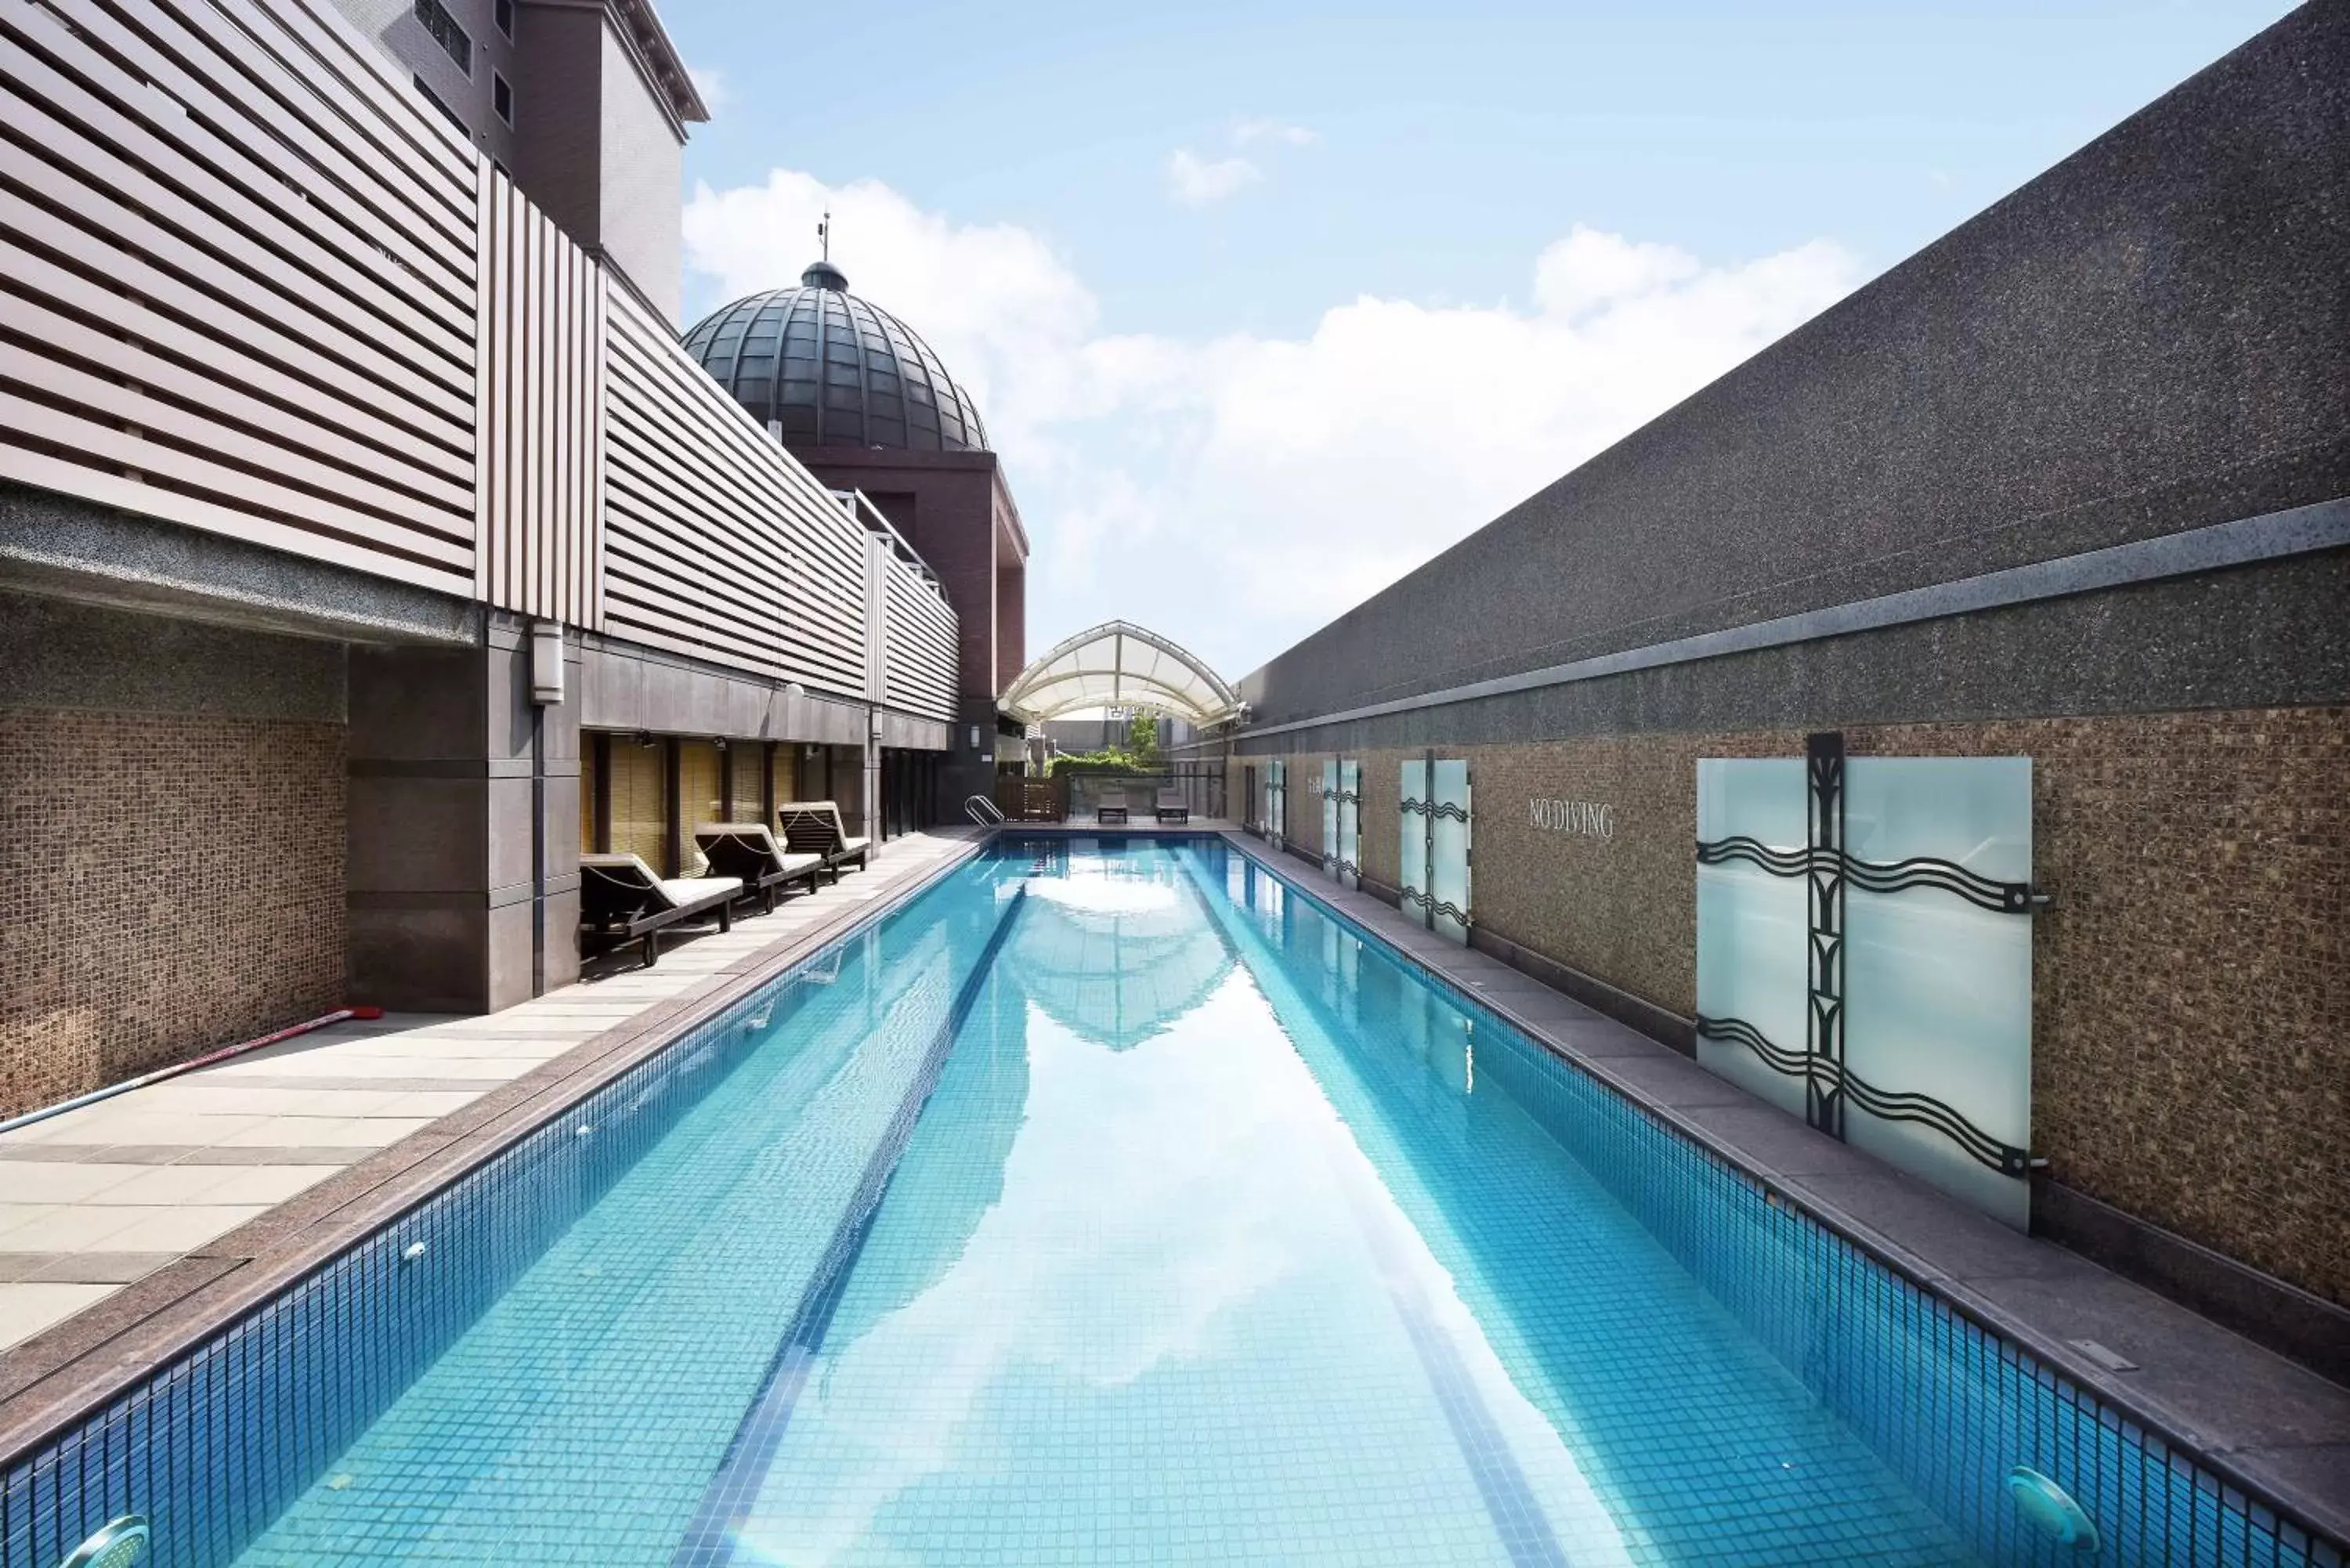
[682, 262, 989, 453]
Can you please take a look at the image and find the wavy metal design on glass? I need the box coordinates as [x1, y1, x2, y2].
[1399, 797, 1471, 821]
[1694, 839, 2043, 914]
[1694, 1016, 2034, 1177]
[1397, 887, 1473, 925]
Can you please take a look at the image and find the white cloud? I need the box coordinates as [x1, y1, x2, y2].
[1232, 117, 1318, 147]
[685, 64, 728, 114]
[684, 176, 1861, 680]
[1165, 149, 1260, 207]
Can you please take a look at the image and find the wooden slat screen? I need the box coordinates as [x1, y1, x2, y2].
[884, 560, 958, 723]
[601, 280, 870, 697]
[475, 165, 603, 627]
[0, 0, 479, 594]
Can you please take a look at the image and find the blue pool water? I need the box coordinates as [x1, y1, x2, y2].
[3, 839, 2330, 1567]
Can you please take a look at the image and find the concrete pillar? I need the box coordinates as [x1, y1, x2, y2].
[862, 707, 883, 858]
[345, 619, 580, 1013]
[938, 694, 1000, 821]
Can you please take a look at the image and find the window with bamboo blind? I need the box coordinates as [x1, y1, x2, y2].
[678, 741, 723, 874]
[579, 736, 598, 853]
[609, 739, 666, 869]
[731, 743, 766, 828]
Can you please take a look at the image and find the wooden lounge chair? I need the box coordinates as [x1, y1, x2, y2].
[1097, 786, 1130, 826]
[692, 823, 824, 913]
[776, 801, 872, 881]
[1155, 788, 1190, 825]
[580, 854, 741, 968]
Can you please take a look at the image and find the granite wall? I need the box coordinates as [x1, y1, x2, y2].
[0, 709, 347, 1118]
[1253, 702, 2350, 1307]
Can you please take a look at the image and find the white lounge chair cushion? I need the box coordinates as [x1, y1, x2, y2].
[779, 851, 823, 874]
[839, 836, 871, 854]
[581, 854, 739, 910]
[658, 876, 741, 908]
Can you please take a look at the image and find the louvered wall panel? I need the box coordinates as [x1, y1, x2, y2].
[884, 560, 958, 723]
[0, 0, 479, 593]
[601, 281, 869, 697]
[475, 166, 603, 627]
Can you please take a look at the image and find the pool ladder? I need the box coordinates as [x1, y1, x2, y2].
[964, 793, 1006, 826]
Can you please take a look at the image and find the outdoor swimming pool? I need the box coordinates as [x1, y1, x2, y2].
[2, 838, 2328, 1566]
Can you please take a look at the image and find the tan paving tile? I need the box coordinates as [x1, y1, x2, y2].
[91, 1205, 269, 1253]
[0, 1162, 146, 1203]
[78, 1166, 232, 1205]
[5, 1111, 272, 1149]
[208, 1116, 432, 1148]
[369, 1092, 488, 1119]
[190, 1166, 341, 1205]
[0, 1205, 142, 1251]
[0, 1283, 121, 1352]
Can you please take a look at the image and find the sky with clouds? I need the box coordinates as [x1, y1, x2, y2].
[661, 0, 2291, 681]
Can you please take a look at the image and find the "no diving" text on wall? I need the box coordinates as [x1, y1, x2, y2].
[1531, 798, 1616, 840]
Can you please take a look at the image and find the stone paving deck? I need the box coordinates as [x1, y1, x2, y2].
[0, 829, 981, 1355]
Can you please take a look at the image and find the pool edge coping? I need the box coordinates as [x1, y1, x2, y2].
[1213, 829, 2350, 1555]
[0, 829, 1000, 1472]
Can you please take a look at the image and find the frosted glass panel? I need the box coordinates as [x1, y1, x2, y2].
[1694, 759, 1809, 1118]
[1430, 760, 1470, 945]
[1697, 756, 1806, 847]
[1399, 759, 1429, 921]
[1843, 757, 2033, 1228]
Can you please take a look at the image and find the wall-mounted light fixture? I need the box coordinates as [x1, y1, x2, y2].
[714, 736, 728, 753]
[969, 725, 982, 750]
[529, 621, 564, 706]
[633, 731, 656, 749]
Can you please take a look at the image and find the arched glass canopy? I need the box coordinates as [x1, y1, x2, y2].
[1000, 621, 1238, 726]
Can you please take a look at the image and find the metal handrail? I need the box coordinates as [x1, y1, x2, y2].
[964, 793, 1006, 826]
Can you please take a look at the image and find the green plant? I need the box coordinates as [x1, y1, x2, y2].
[1045, 747, 1152, 778]
[1126, 710, 1161, 761]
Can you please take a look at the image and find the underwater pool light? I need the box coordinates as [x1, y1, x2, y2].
[2008, 1466, 2099, 1552]
[57, 1515, 149, 1568]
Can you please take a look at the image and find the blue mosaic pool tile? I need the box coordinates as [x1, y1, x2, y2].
[1214, 844, 2343, 1568]
[4, 839, 2341, 1568]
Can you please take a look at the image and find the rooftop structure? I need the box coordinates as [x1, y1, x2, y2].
[1002, 621, 1239, 728]
[329, 0, 711, 317]
[689, 260, 1031, 811]
[684, 263, 992, 453]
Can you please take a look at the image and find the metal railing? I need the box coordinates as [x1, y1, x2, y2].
[964, 794, 1007, 826]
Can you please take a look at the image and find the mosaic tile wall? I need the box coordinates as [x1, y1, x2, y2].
[0, 708, 346, 1118]
[1256, 703, 2350, 1306]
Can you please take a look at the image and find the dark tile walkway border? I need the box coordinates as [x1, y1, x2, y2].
[1218, 831, 2350, 1551]
[0, 829, 991, 1467]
